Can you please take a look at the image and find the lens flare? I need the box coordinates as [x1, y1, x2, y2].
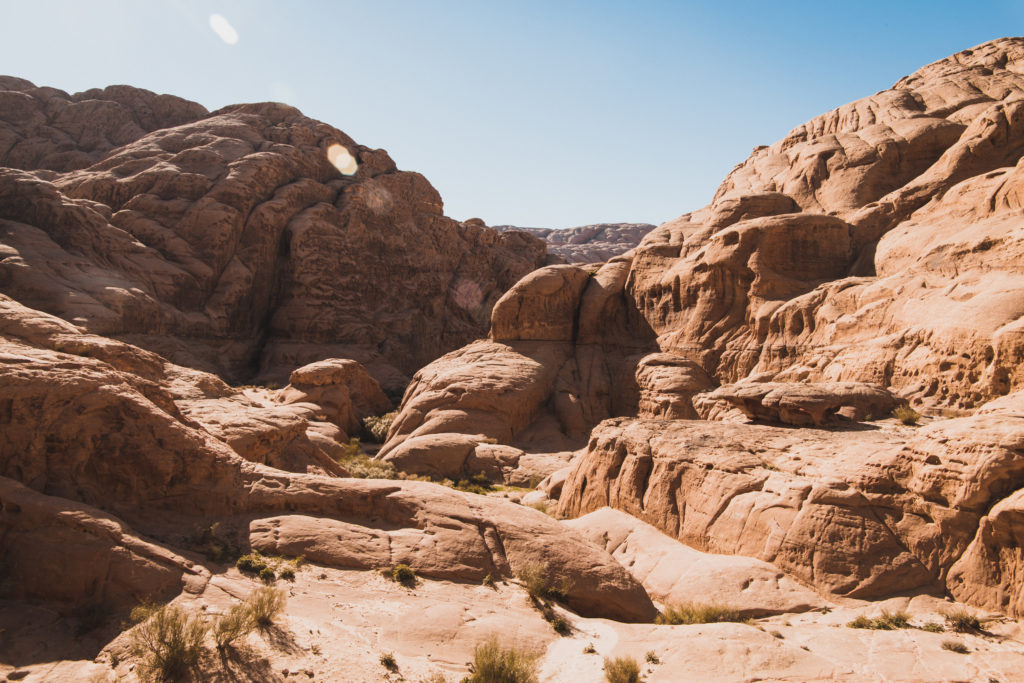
[327, 143, 358, 176]
[209, 14, 239, 45]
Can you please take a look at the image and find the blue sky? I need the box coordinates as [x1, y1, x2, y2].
[2, 1, 1022, 228]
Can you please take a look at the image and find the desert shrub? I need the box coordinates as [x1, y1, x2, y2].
[516, 561, 572, 602]
[454, 473, 494, 495]
[943, 608, 981, 632]
[380, 652, 398, 671]
[338, 442, 398, 479]
[259, 566, 276, 582]
[391, 564, 417, 587]
[893, 405, 921, 426]
[482, 572, 495, 588]
[363, 411, 398, 443]
[279, 566, 296, 580]
[603, 656, 642, 683]
[236, 552, 268, 575]
[942, 639, 969, 653]
[922, 621, 945, 633]
[526, 500, 548, 514]
[188, 522, 237, 563]
[644, 650, 659, 664]
[129, 604, 207, 681]
[467, 637, 539, 683]
[846, 610, 911, 630]
[212, 602, 254, 650]
[847, 615, 872, 629]
[656, 602, 741, 625]
[246, 585, 286, 628]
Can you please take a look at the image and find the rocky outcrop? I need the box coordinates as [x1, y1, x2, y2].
[557, 410, 1024, 601]
[0, 295, 654, 623]
[695, 381, 900, 425]
[381, 261, 657, 463]
[492, 222, 655, 263]
[379, 39, 1024, 618]
[565, 507, 826, 617]
[0, 79, 546, 393]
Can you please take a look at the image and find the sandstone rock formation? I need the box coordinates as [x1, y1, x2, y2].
[380, 38, 1024, 620]
[492, 222, 655, 263]
[0, 77, 546, 394]
[0, 295, 654, 624]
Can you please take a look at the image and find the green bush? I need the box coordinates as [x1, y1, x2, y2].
[516, 561, 572, 602]
[467, 637, 539, 683]
[893, 405, 921, 426]
[454, 473, 495, 495]
[212, 603, 253, 650]
[363, 411, 397, 443]
[922, 621, 944, 633]
[236, 552, 268, 575]
[129, 604, 207, 681]
[247, 585, 287, 628]
[337, 441, 398, 479]
[392, 564, 417, 587]
[259, 566, 276, 582]
[656, 602, 741, 625]
[604, 656, 643, 683]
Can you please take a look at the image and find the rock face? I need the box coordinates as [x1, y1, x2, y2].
[0, 294, 655, 623]
[492, 222, 655, 263]
[0, 78, 546, 393]
[565, 507, 826, 617]
[381, 38, 1024, 618]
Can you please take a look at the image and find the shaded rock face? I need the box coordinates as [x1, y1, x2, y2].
[380, 38, 1024, 618]
[492, 222, 655, 263]
[0, 78, 546, 392]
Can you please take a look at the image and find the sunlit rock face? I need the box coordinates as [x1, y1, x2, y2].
[382, 38, 1024, 618]
[0, 77, 546, 392]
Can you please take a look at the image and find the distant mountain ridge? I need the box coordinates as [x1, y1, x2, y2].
[491, 222, 655, 263]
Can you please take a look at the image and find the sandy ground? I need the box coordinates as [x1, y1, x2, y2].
[4, 562, 1024, 682]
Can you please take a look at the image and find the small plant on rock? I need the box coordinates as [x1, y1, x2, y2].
[943, 608, 981, 632]
[644, 650, 659, 664]
[942, 639, 969, 653]
[516, 561, 572, 602]
[363, 411, 397, 443]
[128, 603, 207, 681]
[212, 602, 254, 650]
[922, 621, 945, 633]
[467, 637, 539, 683]
[391, 564, 417, 587]
[259, 566, 276, 582]
[236, 552, 269, 575]
[380, 652, 398, 671]
[604, 656, 643, 683]
[246, 585, 286, 628]
[656, 602, 741, 625]
[893, 405, 921, 426]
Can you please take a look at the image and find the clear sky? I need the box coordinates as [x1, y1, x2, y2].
[2, 1, 1022, 228]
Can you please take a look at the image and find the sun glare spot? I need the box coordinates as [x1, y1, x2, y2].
[327, 143, 358, 176]
[209, 14, 239, 45]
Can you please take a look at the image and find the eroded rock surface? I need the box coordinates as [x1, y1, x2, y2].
[492, 222, 655, 263]
[381, 38, 1024, 619]
[0, 78, 546, 392]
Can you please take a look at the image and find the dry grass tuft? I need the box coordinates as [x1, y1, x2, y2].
[656, 602, 741, 625]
